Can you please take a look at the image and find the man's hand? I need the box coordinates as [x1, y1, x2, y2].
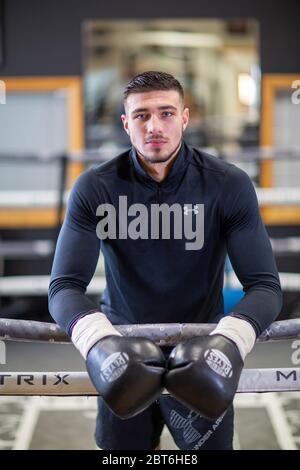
[86, 335, 166, 419]
[164, 315, 256, 420]
[71, 312, 166, 419]
[164, 334, 243, 420]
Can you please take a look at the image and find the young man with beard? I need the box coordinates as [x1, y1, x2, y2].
[49, 71, 282, 450]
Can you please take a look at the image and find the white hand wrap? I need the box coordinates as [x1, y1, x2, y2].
[71, 312, 121, 359]
[210, 315, 256, 361]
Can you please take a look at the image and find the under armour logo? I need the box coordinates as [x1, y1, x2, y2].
[183, 205, 199, 215]
[170, 409, 201, 444]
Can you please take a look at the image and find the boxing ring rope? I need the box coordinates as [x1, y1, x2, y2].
[0, 368, 300, 396]
[1, 317, 300, 344]
[1, 318, 300, 395]
[1, 188, 300, 208]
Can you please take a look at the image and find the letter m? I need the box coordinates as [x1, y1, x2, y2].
[276, 370, 297, 381]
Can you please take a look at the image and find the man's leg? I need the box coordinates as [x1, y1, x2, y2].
[159, 395, 234, 450]
[95, 397, 165, 450]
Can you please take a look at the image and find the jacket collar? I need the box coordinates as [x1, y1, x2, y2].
[130, 141, 191, 188]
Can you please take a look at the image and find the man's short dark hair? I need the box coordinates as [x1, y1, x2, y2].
[123, 71, 184, 102]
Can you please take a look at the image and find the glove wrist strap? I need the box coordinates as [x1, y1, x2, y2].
[210, 315, 256, 360]
[71, 312, 121, 359]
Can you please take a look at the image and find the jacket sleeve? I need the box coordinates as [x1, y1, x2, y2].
[48, 169, 101, 335]
[221, 165, 282, 335]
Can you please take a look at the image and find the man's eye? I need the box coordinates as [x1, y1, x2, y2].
[162, 111, 173, 117]
[135, 114, 145, 120]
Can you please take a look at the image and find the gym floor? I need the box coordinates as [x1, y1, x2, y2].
[0, 392, 299, 450]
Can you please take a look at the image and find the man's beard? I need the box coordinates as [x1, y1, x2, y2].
[138, 139, 182, 165]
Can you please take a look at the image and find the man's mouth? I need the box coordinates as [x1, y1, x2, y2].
[146, 139, 168, 146]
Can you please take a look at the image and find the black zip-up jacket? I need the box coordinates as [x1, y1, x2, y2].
[48, 142, 282, 336]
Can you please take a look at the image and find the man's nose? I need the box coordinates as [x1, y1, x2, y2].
[146, 114, 162, 134]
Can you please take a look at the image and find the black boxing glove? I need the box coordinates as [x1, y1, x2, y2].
[71, 312, 165, 419]
[165, 315, 256, 420]
[86, 335, 165, 419]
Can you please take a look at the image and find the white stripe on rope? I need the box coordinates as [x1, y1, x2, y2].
[256, 188, 300, 206]
[0, 368, 299, 396]
[226, 272, 300, 292]
[0, 275, 107, 296]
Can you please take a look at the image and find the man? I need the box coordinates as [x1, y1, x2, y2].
[48, 71, 282, 450]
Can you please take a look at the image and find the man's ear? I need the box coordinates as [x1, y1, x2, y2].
[182, 108, 190, 132]
[121, 114, 130, 136]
